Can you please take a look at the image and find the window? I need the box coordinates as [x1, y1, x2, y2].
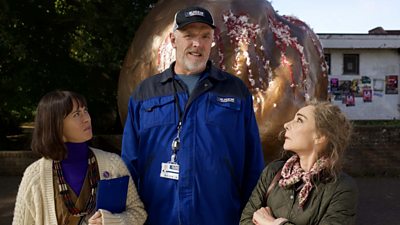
[324, 54, 331, 75]
[343, 54, 359, 75]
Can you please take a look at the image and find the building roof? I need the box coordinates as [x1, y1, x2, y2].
[368, 27, 400, 35]
[317, 27, 400, 49]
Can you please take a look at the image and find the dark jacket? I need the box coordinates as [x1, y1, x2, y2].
[240, 160, 358, 225]
[122, 61, 264, 225]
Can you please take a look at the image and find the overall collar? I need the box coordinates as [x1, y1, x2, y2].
[160, 61, 226, 83]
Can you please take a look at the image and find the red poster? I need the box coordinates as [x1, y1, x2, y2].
[363, 89, 372, 102]
[345, 94, 355, 106]
[385, 75, 398, 94]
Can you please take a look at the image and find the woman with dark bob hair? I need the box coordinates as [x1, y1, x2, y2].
[240, 100, 358, 225]
[13, 90, 147, 225]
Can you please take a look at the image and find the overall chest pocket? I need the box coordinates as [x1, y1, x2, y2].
[140, 96, 175, 130]
[206, 94, 241, 127]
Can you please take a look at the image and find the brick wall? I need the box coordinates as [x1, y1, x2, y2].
[0, 135, 121, 176]
[0, 151, 40, 175]
[343, 126, 400, 176]
[0, 127, 399, 176]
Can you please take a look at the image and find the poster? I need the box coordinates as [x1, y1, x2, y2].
[351, 79, 362, 97]
[345, 93, 355, 106]
[385, 75, 398, 94]
[363, 89, 372, 102]
[361, 76, 371, 84]
[329, 78, 342, 101]
[339, 80, 352, 94]
[373, 79, 384, 92]
[330, 78, 339, 92]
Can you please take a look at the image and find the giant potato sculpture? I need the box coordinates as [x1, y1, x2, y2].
[118, 0, 328, 162]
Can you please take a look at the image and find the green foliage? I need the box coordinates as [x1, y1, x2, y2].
[0, 0, 157, 136]
[352, 120, 400, 126]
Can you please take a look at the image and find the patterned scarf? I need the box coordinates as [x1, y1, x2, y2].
[279, 154, 329, 208]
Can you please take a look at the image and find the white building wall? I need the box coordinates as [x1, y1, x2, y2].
[360, 50, 399, 75]
[324, 48, 400, 120]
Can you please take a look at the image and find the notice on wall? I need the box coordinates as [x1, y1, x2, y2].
[363, 89, 372, 102]
[329, 75, 399, 120]
[373, 79, 384, 92]
[345, 93, 355, 106]
[330, 78, 339, 92]
[361, 76, 372, 102]
[385, 75, 398, 94]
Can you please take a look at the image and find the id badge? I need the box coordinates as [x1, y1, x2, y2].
[160, 162, 179, 180]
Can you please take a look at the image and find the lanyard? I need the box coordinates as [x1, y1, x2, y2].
[170, 77, 183, 163]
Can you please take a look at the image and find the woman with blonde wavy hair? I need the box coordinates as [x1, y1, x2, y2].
[240, 100, 358, 225]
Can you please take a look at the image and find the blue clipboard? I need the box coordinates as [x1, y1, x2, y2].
[96, 175, 129, 213]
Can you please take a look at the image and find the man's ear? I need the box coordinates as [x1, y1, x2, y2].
[211, 41, 216, 47]
[170, 32, 176, 48]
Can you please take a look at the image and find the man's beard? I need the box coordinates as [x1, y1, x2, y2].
[183, 58, 207, 73]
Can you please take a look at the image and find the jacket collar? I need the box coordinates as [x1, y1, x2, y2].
[160, 61, 227, 83]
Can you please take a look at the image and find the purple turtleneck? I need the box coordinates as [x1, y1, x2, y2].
[61, 142, 89, 196]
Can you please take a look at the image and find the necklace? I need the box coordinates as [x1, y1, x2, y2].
[53, 150, 99, 217]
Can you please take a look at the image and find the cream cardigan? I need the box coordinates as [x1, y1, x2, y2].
[12, 147, 147, 225]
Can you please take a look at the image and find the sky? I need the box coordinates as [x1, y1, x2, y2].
[270, 0, 400, 33]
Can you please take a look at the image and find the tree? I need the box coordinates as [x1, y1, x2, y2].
[0, 0, 157, 140]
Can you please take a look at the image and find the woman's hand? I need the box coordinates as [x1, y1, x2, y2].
[252, 207, 288, 225]
[88, 211, 103, 225]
